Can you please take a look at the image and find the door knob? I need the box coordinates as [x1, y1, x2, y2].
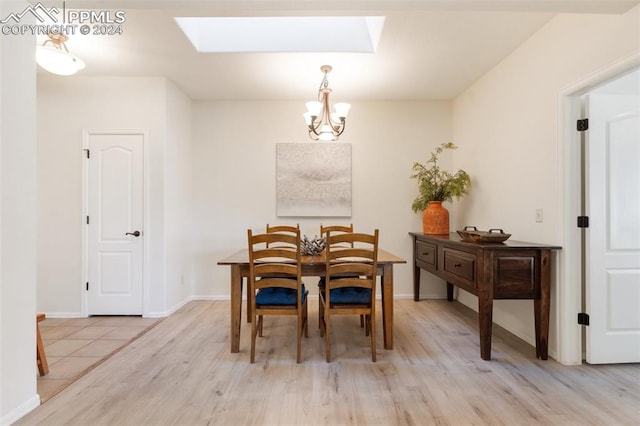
[125, 230, 141, 237]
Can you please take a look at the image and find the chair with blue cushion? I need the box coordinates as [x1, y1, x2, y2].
[317, 224, 365, 329]
[319, 229, 379, 362]
[244, 224, 300, 322]
[247, 228, 308, 363]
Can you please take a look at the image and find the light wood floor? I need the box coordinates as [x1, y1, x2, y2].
[37, 316, 162, 402]
[19, 300, 640, 425]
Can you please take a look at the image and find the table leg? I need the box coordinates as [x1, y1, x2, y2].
[477, 277, 493, 361]
[246, 276, 252, 323]
[534, 251, 551, 360]
[230, 265, 242, 353]
[413, 264, 421, 301]
[382, 264, 394, 350]
[413, 241, 420, 301]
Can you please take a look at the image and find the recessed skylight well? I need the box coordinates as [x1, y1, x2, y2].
[175, 16, 385, 53]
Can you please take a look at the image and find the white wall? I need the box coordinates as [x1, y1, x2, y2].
[36, 76, 178, 316]
[37, 90, 451, 314]
[0, 1, 39, 423]
[191, 100, 452, 299]
[164, 80, 194, 312]
[452, 6, 640, 362]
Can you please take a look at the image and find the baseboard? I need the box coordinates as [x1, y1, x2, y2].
[190, 295, 230, 301]
[164, 297, 196, 317]
[146, 295, 229, 317]
[190, 294, 445, 301]
[38, 311, 85, 318]
[398, 293, 448, 300]
[43, 295, 450, 319]
[454, 291, 553, 359]
[0, 394, 40, 426]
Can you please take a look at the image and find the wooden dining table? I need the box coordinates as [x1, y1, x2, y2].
[218, 248, 406, 353]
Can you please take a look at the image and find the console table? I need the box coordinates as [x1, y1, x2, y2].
[409, 232, 561, 360]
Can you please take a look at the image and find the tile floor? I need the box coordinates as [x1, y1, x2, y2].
[37, 315, 162, 402]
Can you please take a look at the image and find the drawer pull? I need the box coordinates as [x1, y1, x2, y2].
[454, 263, 462, 268]
[422, 252, 430, 256]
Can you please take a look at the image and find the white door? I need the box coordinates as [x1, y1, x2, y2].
[585, 92, 640, 363]
[86, 131, 145, 315]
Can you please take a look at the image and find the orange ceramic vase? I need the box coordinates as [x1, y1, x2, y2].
[422, 201, 450, 235]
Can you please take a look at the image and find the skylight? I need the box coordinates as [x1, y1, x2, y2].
[174, 16, 385, 53]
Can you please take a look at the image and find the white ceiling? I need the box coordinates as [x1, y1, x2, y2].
[40, 1, 639, 101]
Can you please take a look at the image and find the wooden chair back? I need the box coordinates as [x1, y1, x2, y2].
[320, 229, 379, 362]
[320, 223, 354, 247]
[247, 229, 308, 363]
[266, 223, 299, 248]
[317, 224, 356, 328]
[266, 223, 300, 234]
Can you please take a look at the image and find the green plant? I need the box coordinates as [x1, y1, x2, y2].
[411, 142, 471, 212]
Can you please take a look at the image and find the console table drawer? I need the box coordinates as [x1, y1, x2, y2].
[494, 253, 539, 298]
[416, 241, 436, 267]
[442, 248, 476, 286]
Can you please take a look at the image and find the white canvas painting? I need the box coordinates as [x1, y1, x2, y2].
[277, 143, 352, 217]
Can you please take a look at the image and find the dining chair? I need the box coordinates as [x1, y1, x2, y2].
[245, 223, 301, 317]
[263, 224, 299, 279]
[317, 224, 358, 329]
[319, 229, 379, 362]
[36, 313, 49, 376]
[247, 229, 309, 363]
[266, 223, 299, 248]
[320, 223, 354, 243]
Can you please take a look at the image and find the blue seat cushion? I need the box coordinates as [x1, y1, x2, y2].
[329, 287, 371, 304]
[256, 284, 307, 306]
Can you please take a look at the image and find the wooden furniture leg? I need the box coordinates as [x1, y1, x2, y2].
[246, 276, 251, 323]
[446, 282, 454, 301]
[230, 265, 242, 353]
[413, 243, 420, 301]
[36, 313, 49, 376]
[534, 250, 551, 360]
[382, 264, 393, 350]
[478, 296, 494, 361]
[478, 257, 494, 361]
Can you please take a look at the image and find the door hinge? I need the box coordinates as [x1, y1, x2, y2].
[577, 312, 590, 326]
[86, 215, 90, 224]
[84, 149, 90, 159]
[86, 282, 89, 291]
[577, 216, 589, 228]
[577, 118, 589, 132]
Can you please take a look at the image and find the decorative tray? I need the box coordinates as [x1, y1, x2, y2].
[457, 226, 511, 243]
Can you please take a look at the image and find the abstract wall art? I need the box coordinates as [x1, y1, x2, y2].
[276, 143, 352, 217]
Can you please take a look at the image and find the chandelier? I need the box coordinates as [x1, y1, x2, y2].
[303, 65, 351, 141]
[36, 33, 85, 76]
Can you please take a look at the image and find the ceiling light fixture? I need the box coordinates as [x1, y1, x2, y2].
[36, 33, 85, 76]
[303, 65, 351, 141]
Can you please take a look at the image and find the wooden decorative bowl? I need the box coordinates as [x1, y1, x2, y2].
[457, 226, 511, 243]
